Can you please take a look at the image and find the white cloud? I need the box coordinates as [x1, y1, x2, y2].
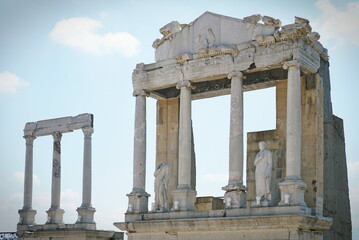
[314, 0, 359, 47]
[13, 171, 40, 186]
[0, 71, 29, 93]
[50, 17, 140, 56]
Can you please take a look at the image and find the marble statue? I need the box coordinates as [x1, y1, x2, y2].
[154, 162, 169, 211]
[254, 141, 272, 202]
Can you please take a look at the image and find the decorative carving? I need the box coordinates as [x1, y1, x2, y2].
[243, 14, 262, 24]
[262, 16, 281, 28]
[228, 71, 245, 80]
[154, 162, 169, 211]
[196, 45, 237, 59]
[176, 80, 192, 89]
[82, 127, 94, 139]
[24, 135, 36, 145]
[174, 53, 193, 65]
[255, 35, 275, 46]
[253, 141, 272, 204]
[283, 60, 301, 70]
[133, 89, 150, 97]
[195, 28, 216, 48]
[153, 21, 182, 49]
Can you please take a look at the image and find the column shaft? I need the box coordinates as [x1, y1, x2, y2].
[82, 128, 93, 207]
[23, 136, 36, 210]
[177, 81, 192, 188]
[133, 91, 147, 192]
[285, 61, 301, 179]
[228, 72, 244, 187]
[51, 132, 62, 209]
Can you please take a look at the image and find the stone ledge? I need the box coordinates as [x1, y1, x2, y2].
[17, 229, 123, 240]
[115, 214, 332, 233]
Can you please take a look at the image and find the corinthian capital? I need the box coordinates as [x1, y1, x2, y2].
[176, 80, 192, 90]
[283, 60, 301, 70]
[52, 132, 62, 143]
[24, 135, 36, 145]
[82, 127, 94, 139]
[133, 90, 149, 97]
[228, 71, 245, 80]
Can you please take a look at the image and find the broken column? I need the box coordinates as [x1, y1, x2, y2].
[46, 132, 65, 224]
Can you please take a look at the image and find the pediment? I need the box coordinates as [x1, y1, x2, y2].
[154, 12, 278, 62]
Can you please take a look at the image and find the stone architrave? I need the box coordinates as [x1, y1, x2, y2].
[127, 90, 150, 214]
[279, 60, 307, 206]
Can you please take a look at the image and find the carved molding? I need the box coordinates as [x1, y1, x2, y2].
[82, 127, 94, 139]
[133, 90, 150, 97]
[176, 80, 192, 90]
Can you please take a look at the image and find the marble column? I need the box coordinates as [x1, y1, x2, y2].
[279, 60, 307, 206]
[222, 72, 246, 208]
[127, 90, 150, 214]
[172, 81, 196, 211]
[46, 132, 64, 224]
[18, 136, 37, 228]
[77, 127, 96, 227]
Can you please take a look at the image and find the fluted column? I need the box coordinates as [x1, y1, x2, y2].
[77, 127, 96, 227]
[172, 81, 196, 211]
[18, 136, 37, 227]
[127, 90, 150, 214]
[279, 60, 307, 206]
[222, 72, 246, 208]
[46, 132, 64, 224]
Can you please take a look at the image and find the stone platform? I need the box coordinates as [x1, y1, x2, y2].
[115, 206, 332, 240]
[17, 224, 123, 240]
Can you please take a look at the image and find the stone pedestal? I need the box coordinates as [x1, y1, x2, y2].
[77, 207, 96, 225]
[46, 208, 65, 224]
[127, 191, 151, 214]
[171, 188, 197, 211]
[18, 209, 36, 227]
[278, 179, 307, 206]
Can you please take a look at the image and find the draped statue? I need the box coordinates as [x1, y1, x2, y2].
[154, 162, 169, 211]
[254, 141, 272, 202]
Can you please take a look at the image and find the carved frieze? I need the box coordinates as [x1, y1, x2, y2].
[195, 45, 238, 59]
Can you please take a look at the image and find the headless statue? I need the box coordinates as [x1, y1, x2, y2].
[254, 141, 272, 203]
[154, 162, 169, 211]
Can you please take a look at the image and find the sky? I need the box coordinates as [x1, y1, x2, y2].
[0, 0, 358, 237]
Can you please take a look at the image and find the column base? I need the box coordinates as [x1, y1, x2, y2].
[18, 209, 36, 227]
[46, 208, 65, 224]
[222, 185, 246, 208]
[76, 206, 96, 225]
[127, 190, 150, 214]
[172, 187, 197, 211]
[278, 179, 307, 206]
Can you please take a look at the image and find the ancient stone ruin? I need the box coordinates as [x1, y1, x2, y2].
[17, 113, 123, 240]
[114, 12, 352, 240]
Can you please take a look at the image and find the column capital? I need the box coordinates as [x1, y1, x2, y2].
[176, 80, 192, 90]
[228, 71, 245, 80]
[52, 132, 62, 142]
[82, 127, 94, 139]
[283, 60, 301, 70]
[24, 135, 36, 144]
[133, 89, 149, 97]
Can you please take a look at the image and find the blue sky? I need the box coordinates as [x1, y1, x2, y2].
[0, 0, 358, 237]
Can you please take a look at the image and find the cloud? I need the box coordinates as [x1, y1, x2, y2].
[314, 0, 359, 47]
[13, 171, 40, 186]
[99, 11, 108, 17]
[0, 71, 29, 93]
[50, 17, 140, 56]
